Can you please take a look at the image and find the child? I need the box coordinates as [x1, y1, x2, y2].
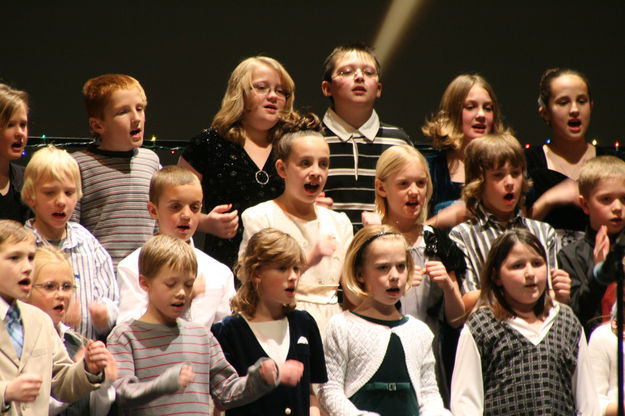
[0, 84, 31, 223]
[374, 144, 466, 404]
[0, 220, 109, 415]
[239, 113, 353, 335]
[107, 234, 304, 415]
[21, 145, 118, 340]
[319, 225, 450, 416]
[27, 245, 115, 415]
[212, 228, 327, 416]
[72, 74, 160, 268]
[450, 229, 599, 415]
[320, 42, 411, 229]
[421, 74, 507, 227]
[448, 133, 570, 305]
[117, 165, 235, 326]
[558, 155, 625, 337]
[588, 303, 624, 416]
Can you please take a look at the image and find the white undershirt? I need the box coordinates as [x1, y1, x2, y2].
[243, 315, 290, 365]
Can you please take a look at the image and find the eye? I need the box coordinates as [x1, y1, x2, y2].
[43, 282, 57, 291]
[396, 263, 406, 272]
[337, 68, 353, 76]
[556, 98, 569, 106]
[363, 68, 377, 77]
[531, 259, 544, 267]
[464, 104, 475, 110]
[253, 83, 269, 93]
[300, 160, 311, 167]
[170, 203, 181, 211]
[185, 282, 194, 288]
[577, 97, 588, 104]
[511, 169, 522, 178]
[319, 160, 329, 169]
[484, 104, 493, 112]
[190, 203, 202, 213]
[416, 179, 427, 188]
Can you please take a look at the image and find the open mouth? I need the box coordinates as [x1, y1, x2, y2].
[52, 212, 66, 218]
[18, 278, 31, 290]
[285, 287, 296, 295]
[503, 193, 515, 202]
[130, 128, 142, 136]
[304, 183, 321, 193]
[11, 140, 24, 150]
[53, 304, 65, 313]
[171, 301, 185, 309]
[472, 123, 487, 131]
[177, 224, 190, 231]
[386, 287, 401, 296]
[264, 104, 278, 111]
[568, 119, 582, 128]
[352, 86, 367, 93]
[406, 200, 420, 207]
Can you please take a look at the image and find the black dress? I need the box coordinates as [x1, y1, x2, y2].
[181, 128, 284, 269]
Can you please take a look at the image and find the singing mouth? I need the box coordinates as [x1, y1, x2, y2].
[304, 183, 321, 193]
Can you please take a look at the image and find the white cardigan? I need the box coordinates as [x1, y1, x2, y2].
[319, 311, 450, 416]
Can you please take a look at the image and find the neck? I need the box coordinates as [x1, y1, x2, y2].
[33, 219, 66, 242]
[276, 194, 316, 220]
[384, 214, 421, 245]
[140, 305, 175, 325]
[332, 104, 373, 130]
[251, 300, 286, 322]
[547, 134, 588, 163]
[0, 160, 10, 195]
[353, 297, 402, 321]
[243, 125, 271, 147]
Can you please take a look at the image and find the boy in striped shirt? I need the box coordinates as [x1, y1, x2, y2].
[107, 234, 303, 415]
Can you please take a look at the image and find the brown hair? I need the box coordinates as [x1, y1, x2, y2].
[578, 156, 625, 198]
[322, 42, 381, 83]
[231, 228, 305, 318]
[422, 74, 506, 151]
[538, 68, 592, 117]
[0, 220, 35, 249]
[273, 112, 324, 162]
[139, 234, 197, 280]
[0, 83, 29, 130]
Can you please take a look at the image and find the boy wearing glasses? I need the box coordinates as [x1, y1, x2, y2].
[22, 145, 118, 341]
[321, 42, 412, 230]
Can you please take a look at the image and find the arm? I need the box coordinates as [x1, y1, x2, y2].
[425, 200, 467, 229]
[238, 209, 268, 264]
[573, 329, 602, 415]
[91, 243, 119, 334]
[425, 263, 465, 327]
[448, 227, 479, 293]
[450, 326, 484, 416]
[528, 178, 580, 220]
[588, 325, 616, 416]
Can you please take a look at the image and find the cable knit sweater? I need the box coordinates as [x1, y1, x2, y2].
[319, 311, 450, 416]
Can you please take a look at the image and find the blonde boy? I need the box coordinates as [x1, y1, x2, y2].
[21, 145, 118, 340]
[321, 42, 411, 229]
[108, 234, 302, 415]
[449, 134, 570, 304]
[117, 165, 235, 326]
[71, 74, 160, 268]
[0, 220, 109, 415]
[558, 156, 625, 336]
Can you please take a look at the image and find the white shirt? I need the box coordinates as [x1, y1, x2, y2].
[588, 322, 623, 416]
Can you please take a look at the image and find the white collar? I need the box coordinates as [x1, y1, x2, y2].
[323, 107, 380, 142]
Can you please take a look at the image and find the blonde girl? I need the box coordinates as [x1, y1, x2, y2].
[451, 228, 599, 415]
[238, 113, 353, 335]
[0, 84, 30, 222]
[212, 228, 327, 416]
[319, 225, 450, 416]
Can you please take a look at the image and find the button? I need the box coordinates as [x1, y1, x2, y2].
[285, 408, 292, 415]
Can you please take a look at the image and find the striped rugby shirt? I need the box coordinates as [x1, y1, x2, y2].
[322, 108, 411, 230]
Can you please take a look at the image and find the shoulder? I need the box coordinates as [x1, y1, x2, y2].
[194, 247, 231, 274]
[18, 301, 53, 323]
[119, 247, 141, 268]
[66, 221, 99, 243]
[135, 148, 159, 163]
[524, 145, 547, 169]
[188, 128, 229, 148]
[318, 205, 351, 225]
[377, 121, 411, 143]
[288, 309, 318, 327]
[401, 315, 433, 335]
[524, 217, 555, 235]
[242, 200, 276, 217]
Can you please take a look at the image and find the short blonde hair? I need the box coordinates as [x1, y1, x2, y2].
[0, 220, 35, 250]
[231, 228, 305, 318]
[578, 156, 625, 198]
[422, 74, 506, 151]
[33, 245, 73, 284]
[0, 84, 29, 130]
[375, 145, 432, 225]
[462, 133, 530, 216]
[149, 165, 202, 204]
[212, 56, 296, 146]
[139, 234, 197, 280]
[21, 145, 82, 204]
[83, 74, 147, 119]
[342, 225, 413, 299]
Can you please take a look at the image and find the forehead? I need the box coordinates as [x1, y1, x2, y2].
[506, 242, 542, 259]
[38, 172, 76, 188]
[366, 236, 405, 256]
[465, 85, 492, 102]
[159, 182, 203, 200]
[35, 261, 73, 282]
[395, 159, 427, 176]
[333, 50, 377, 69]
[251, 63, 282, 82]
[291, 135, 329, 152]
[106, 88, 146, 108]
[591, 177, 625, 194]
[0, 236, 35, 253]
[550, 74, 588, 97]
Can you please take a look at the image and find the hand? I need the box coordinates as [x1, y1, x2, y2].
[202, 204, 239, 239]
[361, 211, 382, 226]
[89, 302, 110, 333]
[315, 192, 333, 209]
[84, 340, 110, 375]
[104, 349, 118, 381]
[4, 374, 42, 403]
[551, 269, 571, 304]
[411, 265, 425, 287]
[307, 234, 337, 268]
[63, 297, 81, 329]
[191, 274, 206, 301]
[425, 261, 453, 292]
[178, 365, 195, 390]
[278, 360, 304, 386]
[529, 178, 580, 220]
[594, 225, 610, 265]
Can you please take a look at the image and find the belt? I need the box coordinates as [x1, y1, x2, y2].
[360, 382, 411, 392]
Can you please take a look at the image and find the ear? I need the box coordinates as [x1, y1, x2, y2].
[579, 195, 590, 215]
[356, 268, 365, 283]
[375, 178, 387, 198]
[275, 159, 287, 179]
[590, 101, 594, 112]
[89, 117, 104, 134]
[23, 193, 35, 209]
[491, 269, 502, 287]
[321, 80, 333, 98]
[375, 81, 382, 99]
[138, 274, 150, 292]
[147, 201, 159, 220]
[538, 106, 551, 123]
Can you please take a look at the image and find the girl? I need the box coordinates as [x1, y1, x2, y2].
[27, 245, 115, 416]
[374, 144, 466, 404]
[179, 56, 297, 269]
[319, 225, 450, 416]
[212, 228, 327, 416]
[422, 74, 507, 228]
[0, 83, 30, 223]
[450, 229, 599, 415]
[526, 68, 619, 246]
[238, 113, 353, 335]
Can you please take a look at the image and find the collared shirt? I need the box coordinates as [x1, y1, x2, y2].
[25, 219, 118, 340]
[449, 204, 559, 293]
[0, 296, 12, 321]
[322, 108, 411, 229]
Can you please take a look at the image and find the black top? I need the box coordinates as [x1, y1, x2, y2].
[182, 128, 284, 269]
[0, 163, 31, 223]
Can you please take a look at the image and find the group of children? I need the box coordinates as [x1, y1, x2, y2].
[0, 41, 623, 415]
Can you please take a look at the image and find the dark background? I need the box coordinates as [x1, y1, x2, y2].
[3, 1, 624, 149]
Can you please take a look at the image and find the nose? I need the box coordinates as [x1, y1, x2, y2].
[180, 205, 192, 219]
[407, 182, 419, 195]
[56, 192, 67, 207]
[613, 199, 624, 213]
[17, 125, 27, 137]
[23, 258, 33, 276]
[570, 101, 579, 115]
[476, 106, 486, 120]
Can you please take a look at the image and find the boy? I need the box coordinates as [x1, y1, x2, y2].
[107, 234, 303, 415]
[448, 133, 570, 304]
[558, 155, 625, 336]
[71, 74, 160, 269]
[0, 220, 109, 415]
[21, 145, 118, 340]
[117, 165, 235, 326]
[320, 42, 411, 229]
